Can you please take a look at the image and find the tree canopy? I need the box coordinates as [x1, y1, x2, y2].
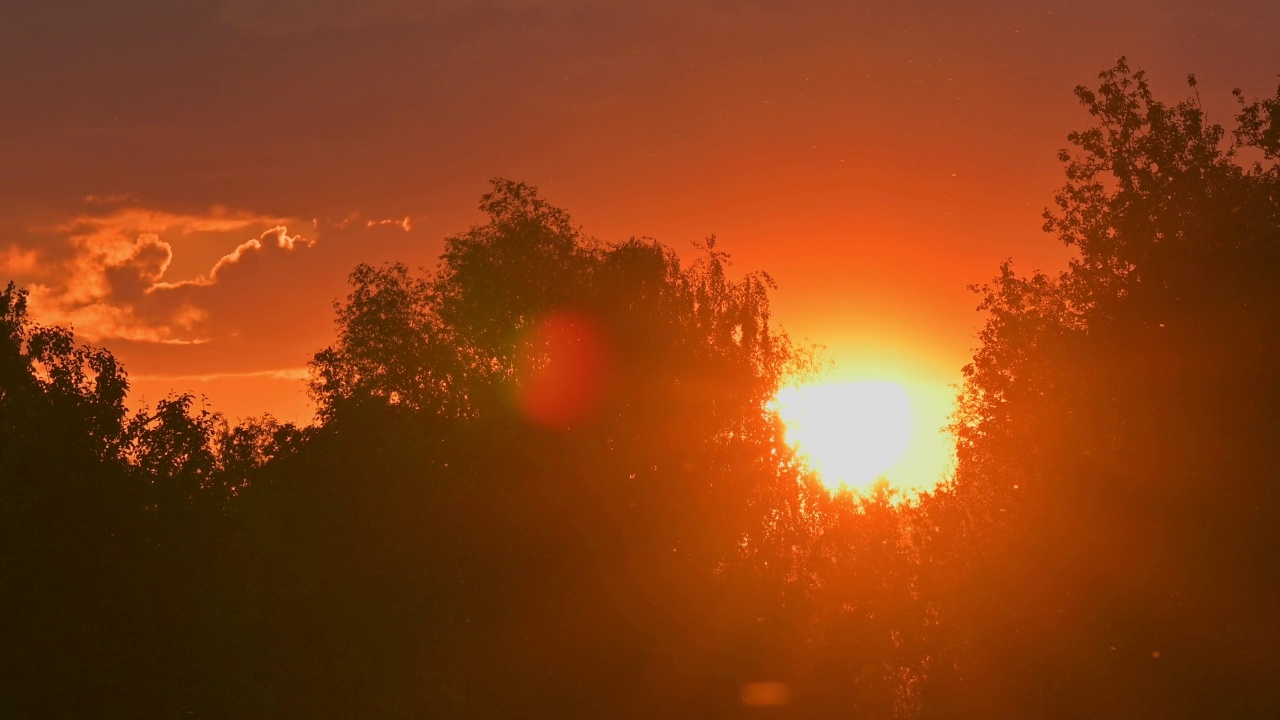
[928, 59, 1280, 717]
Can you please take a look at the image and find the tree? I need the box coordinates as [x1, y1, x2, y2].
[247, 179, 822, 716]
[928, 59, 1280, 717]
[0, 280, 305, 716]
[1, 282, 130, 462]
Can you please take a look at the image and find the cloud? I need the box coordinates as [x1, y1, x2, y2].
[102, 232, 173, 298]
[84, 192, 137, 205]
[155, 225, 316, 289]
[210, 226, 311, 279]
[130, 367, 311, 383]
[19, 204, 308, 345]
[366, 216, 413, 231]
[25, 284, 209, 345]
[1, 245, 40, 277]
[7, 195, 427, 409]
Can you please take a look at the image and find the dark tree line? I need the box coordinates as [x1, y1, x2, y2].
[2, 61, 1278, 718]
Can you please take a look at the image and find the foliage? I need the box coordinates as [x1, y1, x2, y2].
[931, 59, 1280, 716]
[282, 179, 819, 716]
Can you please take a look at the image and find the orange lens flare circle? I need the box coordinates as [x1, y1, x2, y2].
[516, 311, 610, 429]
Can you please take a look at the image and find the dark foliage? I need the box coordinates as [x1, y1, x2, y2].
[2, 182, 830, 717]
[922, 60, 1280, 718]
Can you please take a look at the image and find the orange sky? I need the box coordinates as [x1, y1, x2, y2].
[3, 0, 1278, 429]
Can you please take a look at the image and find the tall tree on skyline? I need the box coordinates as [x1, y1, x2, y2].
[931, 59, 1280, 717]
[246, 179, 827, 716]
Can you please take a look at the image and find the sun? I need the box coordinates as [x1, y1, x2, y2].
[773, 380, 916, 493]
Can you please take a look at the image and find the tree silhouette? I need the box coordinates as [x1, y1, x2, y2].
[243, 179, 821, 716]
[929, 59, 1280, 717]
[0, 281, 307, 716]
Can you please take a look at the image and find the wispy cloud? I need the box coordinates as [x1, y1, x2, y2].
[367, 216, 413, 231]
[153, 226, 316, 290]
[18, 203, 309, 345]
[7, 196, 421, 405]
[83, 192, 137, 205]
[130, 367, 311, 383]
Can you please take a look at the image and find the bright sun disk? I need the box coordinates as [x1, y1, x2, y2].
[774, 380, 914, 493]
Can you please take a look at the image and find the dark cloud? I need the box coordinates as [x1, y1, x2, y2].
[103, 233, 172, 300]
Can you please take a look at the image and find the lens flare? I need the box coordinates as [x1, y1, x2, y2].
[516, 311, 609, 429]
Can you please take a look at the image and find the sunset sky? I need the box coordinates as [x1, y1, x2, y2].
[4, 0, 1277, 451]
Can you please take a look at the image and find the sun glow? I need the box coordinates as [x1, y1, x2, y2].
[774, 377, 953, 496]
